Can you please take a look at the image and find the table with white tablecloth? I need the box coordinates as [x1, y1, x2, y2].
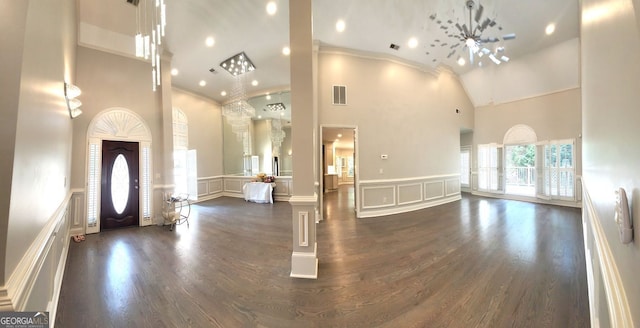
[242, 182, 275, 203]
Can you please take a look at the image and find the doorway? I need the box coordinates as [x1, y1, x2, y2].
[320, 126, 358, 220]
[504, 144, 536, 197]
[101, 140, 140, 230]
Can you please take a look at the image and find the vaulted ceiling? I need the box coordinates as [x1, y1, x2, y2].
[78, 0, 580, 115]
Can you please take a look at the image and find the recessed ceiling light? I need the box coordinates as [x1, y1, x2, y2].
[337, 134, 342, 138]
[545, 23, 556, 35]
[282, 46, 291, 56]
[171, 68, 179, 76]
[221, 90, 227, 96]
[266, 1, 277, 15]
[251, 80, 259, 86]
[280, 112, 285, 116]
[266, 94, 272, 100]
[408, 37, 418, 49]
[199, 80, 206, 87]
[258, 115, 262, 119]
[457, 57, 466, 66]
[336, 20, 346, 33]
[205, 36, 215, 47]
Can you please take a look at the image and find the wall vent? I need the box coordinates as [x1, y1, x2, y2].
[332, 85, 347, 105]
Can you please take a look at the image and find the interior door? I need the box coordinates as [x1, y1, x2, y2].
[101, 140, 139, 230]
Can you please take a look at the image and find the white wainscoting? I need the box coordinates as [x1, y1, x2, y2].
[70, 189, 85, 237]
[196, 176, 224, 202]
[0, 193, 73, 324]
[358, 174, 461, 218]
[582, 183, 633, 327]
[222, 175, 293, 202]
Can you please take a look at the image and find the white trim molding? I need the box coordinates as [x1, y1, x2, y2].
[0, 192, 72, 323]
[582, 182, 633, 327]
[358, 174, 461, 218]
[195, 176, 224, 203]
[290, 243, 318, 279]
[86, 108, 154, 234]
[222, 175, 293, 202]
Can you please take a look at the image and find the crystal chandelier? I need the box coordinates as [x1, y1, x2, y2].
[222, 75, 256, 142]
[270, 118, 286, 155]
[132, 0, 167, 91]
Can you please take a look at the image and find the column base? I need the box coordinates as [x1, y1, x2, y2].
[290, 242, 318, 279]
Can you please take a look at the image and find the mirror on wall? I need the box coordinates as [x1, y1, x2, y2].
[223, 91, 292, 176]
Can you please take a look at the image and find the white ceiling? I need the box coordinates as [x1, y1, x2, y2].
[79, 0, 580, 112]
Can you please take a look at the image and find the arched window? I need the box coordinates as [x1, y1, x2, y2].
[173, 107, 188, 151]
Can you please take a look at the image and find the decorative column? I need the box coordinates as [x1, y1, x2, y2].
[289, 0, 318, 279]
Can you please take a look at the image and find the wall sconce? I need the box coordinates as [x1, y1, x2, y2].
[64, 82, 82, 119]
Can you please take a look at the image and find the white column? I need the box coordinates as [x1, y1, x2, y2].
[289, 0, 318, 279]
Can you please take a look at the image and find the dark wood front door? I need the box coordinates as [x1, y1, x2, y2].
[101, 140, 139, 230]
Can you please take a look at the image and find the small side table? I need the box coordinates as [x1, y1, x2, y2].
[163, 194, 191, 231]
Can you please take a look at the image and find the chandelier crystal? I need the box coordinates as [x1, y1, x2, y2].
[223, 75, 256, 142]
[270, 119, 286, 155]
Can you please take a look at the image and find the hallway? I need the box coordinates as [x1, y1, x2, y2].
[323, 184, 355, 221]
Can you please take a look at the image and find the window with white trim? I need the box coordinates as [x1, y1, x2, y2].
[172, 108, 197, 200]
[87, 141, 101, 228]
[142, 145, 152, 219]
[460, 147, 471, 188]
[477, 144, 503, 193]
[539, 140, 575, 200]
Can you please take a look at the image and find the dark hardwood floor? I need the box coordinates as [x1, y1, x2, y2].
[56, 187, 589, 327]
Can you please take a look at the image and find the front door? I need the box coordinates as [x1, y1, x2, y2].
[101, 140, 139, 230]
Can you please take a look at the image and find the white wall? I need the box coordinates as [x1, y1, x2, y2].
[222, 117, 246, 175]
[581, 0, 640, 325]
[5, 0, 77, 285]
[254, 120, 273, 174]
[172, 88, 224, 178]
[0, 0, 77, 314]
[474, 88, 582, 174]
[318, 50, 472, 180]
[460, 132, 473, 147]
[317, 50, 469, 216]
[71, 46, 166, 188]
[461, 38, 581, 108]
[0, 0, 29, 287]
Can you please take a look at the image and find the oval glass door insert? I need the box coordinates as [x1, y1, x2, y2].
[111, 154, 130, 214]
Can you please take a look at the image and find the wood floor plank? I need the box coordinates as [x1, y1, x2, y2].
[56, 188, 589, 327]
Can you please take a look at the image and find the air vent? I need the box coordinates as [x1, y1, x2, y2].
[332, 85, 347, 105]
[389, 43, 400, 50]
[126, 0, 140, 6]
[209, 68, 217, 74]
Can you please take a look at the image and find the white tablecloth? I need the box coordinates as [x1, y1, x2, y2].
[243, 182, 274, 203]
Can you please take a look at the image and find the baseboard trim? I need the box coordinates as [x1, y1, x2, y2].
[471, 190, 581, 208]
[583, 184, 633, 327]
[290, 243, 318, 279]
